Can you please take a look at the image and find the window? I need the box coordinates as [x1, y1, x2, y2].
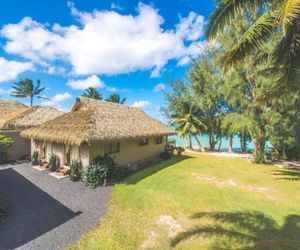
[104, 143, 120, 154]
[140, 137, 149, 146]
[156, 136, 164, 144]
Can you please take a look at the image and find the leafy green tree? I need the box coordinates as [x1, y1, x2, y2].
[266, 91, 300, 159]
[10, 79, 47, 106]
[213, 16, 284, 156]
[188, 46, 225, 151]
[82, 87, 102, 100]
[206, 0, 300, 85]
[222, 113, 251, 153]
[106, 94, 126, 104]
[163, 80, 206, 150]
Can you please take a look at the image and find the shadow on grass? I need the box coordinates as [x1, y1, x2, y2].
[170, 211, 300, 249]
[272, 168, 300, 181]
[122, 155, 192, 185]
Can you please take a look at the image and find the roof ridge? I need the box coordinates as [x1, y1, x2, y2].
[77, 96, 140, 110]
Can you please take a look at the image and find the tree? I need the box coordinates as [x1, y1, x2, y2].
[171, 103, 207, 151]
[222, 113, 251, 153]
[82, 87, 102, 100]
[188, 45, 225, 151]
[10, 79, 47, 106]
[266, 90, 300, 159]
[106, 94, 126, 104]
[206, 0, 300, 85]
[163, 80, 206, 150]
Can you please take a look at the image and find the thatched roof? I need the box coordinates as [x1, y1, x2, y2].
[21, 97, 175, 145]
[0, 106, 64, 130]
[0, 99, 27, 117]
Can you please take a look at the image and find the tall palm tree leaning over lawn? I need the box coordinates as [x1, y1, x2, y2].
[11, 79, 47, 106]
[82, 87, 102, 100]
[106, 93, 126, 104]
[206, 0, 300, 84]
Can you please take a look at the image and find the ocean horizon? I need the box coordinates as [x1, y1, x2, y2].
[170, 135, 272, 152]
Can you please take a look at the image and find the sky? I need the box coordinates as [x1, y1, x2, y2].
[0, 0, 215, 122]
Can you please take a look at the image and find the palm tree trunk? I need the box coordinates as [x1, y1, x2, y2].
[228, 135, 233, 153]
[188, 135, 193, 149]
[282, 143, 287, 160]
[195, 136, 205, 152]
[30, 96, 33, 106]
[218, 138, 222, 151]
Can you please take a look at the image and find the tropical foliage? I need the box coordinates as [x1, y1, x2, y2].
[106, 94, 126, 104]
[82, 87, 102, 100]
[206, 0, 300, 85]
[10, 79, 47, 106]
[0, 134, 13, 164]
[164, 15, 300, 160]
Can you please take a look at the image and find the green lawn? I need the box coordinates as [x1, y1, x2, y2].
[69, 153, 300, 250]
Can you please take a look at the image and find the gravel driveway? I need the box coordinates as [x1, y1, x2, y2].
[0, 163, 111, 250]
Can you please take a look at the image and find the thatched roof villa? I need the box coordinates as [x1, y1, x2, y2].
[0, 99, 27, 116]
[21, 97, 175, 168]
[0, 100, 63, 160]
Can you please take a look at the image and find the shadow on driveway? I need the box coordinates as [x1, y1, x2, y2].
[0, 168, 81, 250]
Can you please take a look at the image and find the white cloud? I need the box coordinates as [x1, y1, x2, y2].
[0, 57, 33, 83]
[52, 92, 72, 102]
[132, 100, 150, 108]
[40, 92, 72, 111]
[111, 3, 123, 10]
[106, 86, 118, 92]
[67, 75, 106, 90]
[176, 12, 205, 41]
[1, 3, 205, 77]
[154, 83, 166, 92]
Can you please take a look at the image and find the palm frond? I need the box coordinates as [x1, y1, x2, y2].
[206, 0, 265, 39]
[278, 0, 300, 34]
[273, 23, 300, 85]
[224, 9, 276, 70]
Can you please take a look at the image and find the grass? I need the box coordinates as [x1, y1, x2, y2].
[68, 153, 300, 250]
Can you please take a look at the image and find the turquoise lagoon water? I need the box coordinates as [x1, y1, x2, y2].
[170, 135, 272, 152]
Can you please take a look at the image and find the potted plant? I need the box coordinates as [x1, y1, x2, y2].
[70, 160, 82, 182]
[31, 150, 39, 166]
[48, 153, 59, 172]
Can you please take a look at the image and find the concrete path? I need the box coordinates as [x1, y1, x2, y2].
[0, 163, 111, 250]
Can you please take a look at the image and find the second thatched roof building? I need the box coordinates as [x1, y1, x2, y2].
[0, 100, 64, 160]
[21, 97, 175, 168]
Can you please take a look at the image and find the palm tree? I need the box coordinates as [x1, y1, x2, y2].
[171, 102, 206, 151]
[10, 79, 47, 106]
[206, 0, 300, 83]
[106, 93, 126, 104]
[82, 87, 102, 100]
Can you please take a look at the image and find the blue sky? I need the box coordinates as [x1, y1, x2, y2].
[0, 0, 215, 122]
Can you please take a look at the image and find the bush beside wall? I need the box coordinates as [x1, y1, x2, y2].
[0, 134, 13, 164]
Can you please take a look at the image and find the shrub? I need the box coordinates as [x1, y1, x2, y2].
[70, 160, 82, 182]
[160, 151, 172, 160]
[0, 134, 13, 164]
[253, 153, 266, 164]
[48, 153, 59, 172]
[111, 165, 135, 181]
[32, 150, 39, 166]
[83, 155, 116, 188]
